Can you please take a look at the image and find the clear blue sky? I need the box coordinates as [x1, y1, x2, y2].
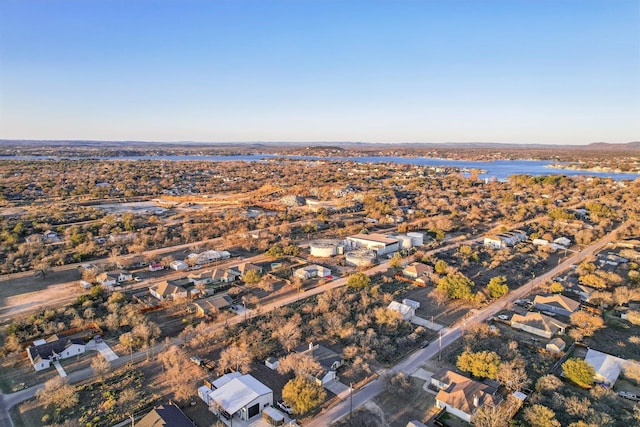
[1, 0, 638, 144]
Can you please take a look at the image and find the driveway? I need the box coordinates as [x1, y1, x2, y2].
[410, 315, 444, 331]
[86, 339, 120, 362]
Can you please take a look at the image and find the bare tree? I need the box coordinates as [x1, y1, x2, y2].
[273, 318, 301, 353]
[36, 377, 78, 411]
[91, 354, 111, 381]
[218, 343, 252, 374]
[277, 352, 322, 378]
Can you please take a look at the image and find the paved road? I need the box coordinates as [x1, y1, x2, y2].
[308, 220, 632, 426]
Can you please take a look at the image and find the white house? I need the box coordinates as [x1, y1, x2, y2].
[27, 336, 86, 371]
[97, 270, 132, 287]
[483, 230, 527, 249]
[583, 348, 638, 387]
[169, 260, 188, 271]
[293, 264, 332, 280]
[204, 373, 273, 422]
[149, 263, 164, 272]
[387, 301, 415, 321]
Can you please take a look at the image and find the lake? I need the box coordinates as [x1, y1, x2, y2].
[2, 154, 638, 181]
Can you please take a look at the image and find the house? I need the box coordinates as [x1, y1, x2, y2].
[402, 262, 432, 279]
[294, 343, 344, 385]
[510, 312, 568, 339]
[169, 260, 188, 271]
[117, 254, 147, 269]
[564, 283, 595, 302]
[483, 230, 527, 249]
[583, 348, 638, 387]
[346, 233, 399, 256]
[27, 335, 86, 371]
[202, 373, 273, 422]
[546, 338, 566, 354]
[149, 263, 164, 272]
[188, 270, 213, 286]
[234, 263, 263, 278]
[211, 268, 240, 283]
[97, 270, 132, 287]
[534, 294, 580, 317]
[387, 301, 415, 321]
[431, 369, 502, 423]
[294, 264, 332, 280]
[150, 281, 188, 300]
[136, 404, 195, 427]
[191, 295, 233, 318]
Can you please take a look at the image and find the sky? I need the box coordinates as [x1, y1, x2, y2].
[0, 0, 639, 145]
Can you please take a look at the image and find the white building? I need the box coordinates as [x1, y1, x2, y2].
[169, 260, 188, 271]
[294, 265, 332, 280]
[387, 301, 415, 320]
[201, 373, 273, 422]
[27, 336, 86, 371]
[346, 233, 399, 256]
[483, 230, 527, 249]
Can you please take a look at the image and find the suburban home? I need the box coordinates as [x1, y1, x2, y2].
[483, 230, 527, 249]
[149, 263, 164, 272]
[200, 373, 273, 422]
[533, 294, 580, 317]
[546, 338, 566, 354]
[294, 264, 332, 280]
[97, 270, 132, 287]
[211, 268, 240, 283]
[583, 348, 638, 387]
[346, 233, 399, 256]
[188, 270, 213, 286]
[387, 301, 415, 321]
[294, 343, 344, 386]
[234, 263, 263, 278]
[169, 260, 189, 271]
[431, 369, 502, 423]
[402, 262, 432, 279]
[27, 335, 86, 371]
[564, 283, 596, 302]
[510, 312, 568, 339]
[150, 281, 188, 300]
[191, 295, 233, 318]
[136, 403, 195, 427]
[117, 254, 147, 269]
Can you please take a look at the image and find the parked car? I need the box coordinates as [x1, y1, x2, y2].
[497, 314, 510, 321]
[190, 356, 203, 366]
[277, 400, 293, 415]
[134, 276, 143, 282]
[94, 335, 103, 344]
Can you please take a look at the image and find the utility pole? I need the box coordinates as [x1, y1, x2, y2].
[349, 382, 353, 424]
[438, 330, 442, 361]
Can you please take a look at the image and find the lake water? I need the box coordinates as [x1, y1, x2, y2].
[2, 154, 638, 181]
